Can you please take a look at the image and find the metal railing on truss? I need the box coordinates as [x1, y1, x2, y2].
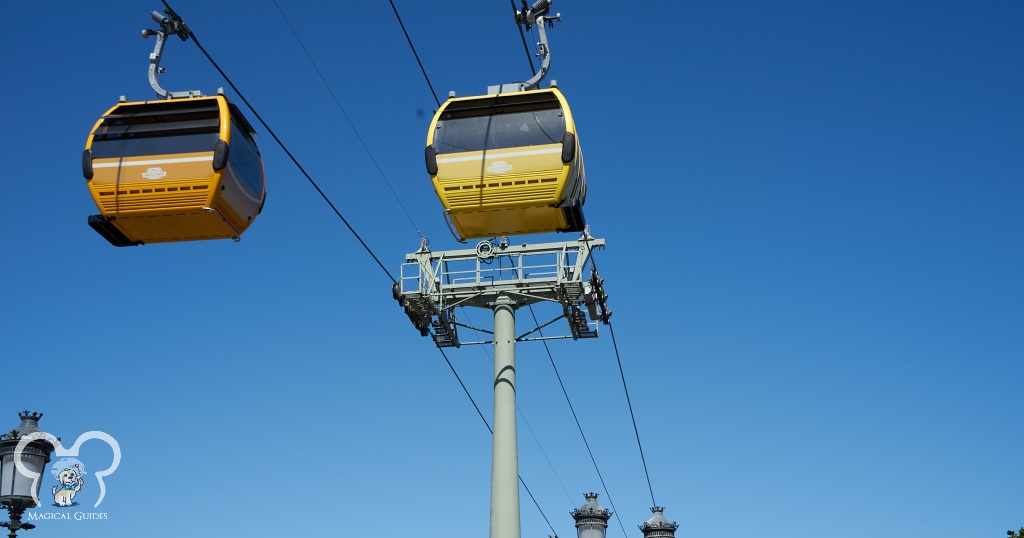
[393, 227, 609, 348]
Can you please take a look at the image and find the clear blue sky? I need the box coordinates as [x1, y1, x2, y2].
[2, 1, 1021, 537]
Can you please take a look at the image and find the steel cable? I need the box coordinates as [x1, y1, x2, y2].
[161, 0, 397, 285]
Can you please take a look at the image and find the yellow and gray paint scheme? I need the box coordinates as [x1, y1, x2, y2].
[425, 86, 586, 241]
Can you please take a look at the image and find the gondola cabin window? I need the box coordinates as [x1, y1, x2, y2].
[228, 115, 264, 198]
[433, 103, 565, 154]
[90, 101, 220, 159]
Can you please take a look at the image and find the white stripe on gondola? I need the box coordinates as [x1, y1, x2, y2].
[436, 147, 562, 164]
[93, 156, 213, 168]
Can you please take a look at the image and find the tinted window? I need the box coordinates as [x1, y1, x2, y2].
[90, 102, 220, 159]
[434, 107, 565, 154]
[228, 119, 264, 197]
[91, 132, 219, 159]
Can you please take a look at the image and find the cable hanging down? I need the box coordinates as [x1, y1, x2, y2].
[526, 305, 631, 538]
[437, 347, 560, 538]
[388, 0, 440, 107]
[160, 0, 396, 285]
[153, 2, 661, 534]
[155, 2, 564, 534]
[271, 0, 423, 240]
[385, 1, 668, 531]
[510, 0, 537, 75]
[589, 252, 659, 508]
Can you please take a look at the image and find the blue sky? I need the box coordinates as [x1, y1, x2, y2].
[1, 1, 1021, 537]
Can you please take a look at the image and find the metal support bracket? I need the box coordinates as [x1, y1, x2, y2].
[490, 0, 561, 94]
[143, 7, 203, 99]
[395, 227, 608, 348]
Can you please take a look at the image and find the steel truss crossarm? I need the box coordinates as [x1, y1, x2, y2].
[395, 229, 607, 348]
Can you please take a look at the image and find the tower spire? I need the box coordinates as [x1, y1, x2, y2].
[571, 492, 611, 538]
[639, 506, 679, 538]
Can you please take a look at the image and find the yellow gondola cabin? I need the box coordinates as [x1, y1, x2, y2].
[83, 95, 266, 246]
[425, 86, 586, 241]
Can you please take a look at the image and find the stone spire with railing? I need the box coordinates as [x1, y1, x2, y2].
[571, 492, 612, 538]
[639, 506, 678, 538]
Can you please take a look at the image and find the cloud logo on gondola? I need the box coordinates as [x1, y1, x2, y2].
[487, 161, 512, 173]
[142, 167, 167, 180]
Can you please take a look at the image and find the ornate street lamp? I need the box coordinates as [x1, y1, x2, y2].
[0, 411, 55, 537]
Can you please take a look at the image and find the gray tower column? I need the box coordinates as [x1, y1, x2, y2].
[490, 298, 520, 538]
[395, 233, 609, 538]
